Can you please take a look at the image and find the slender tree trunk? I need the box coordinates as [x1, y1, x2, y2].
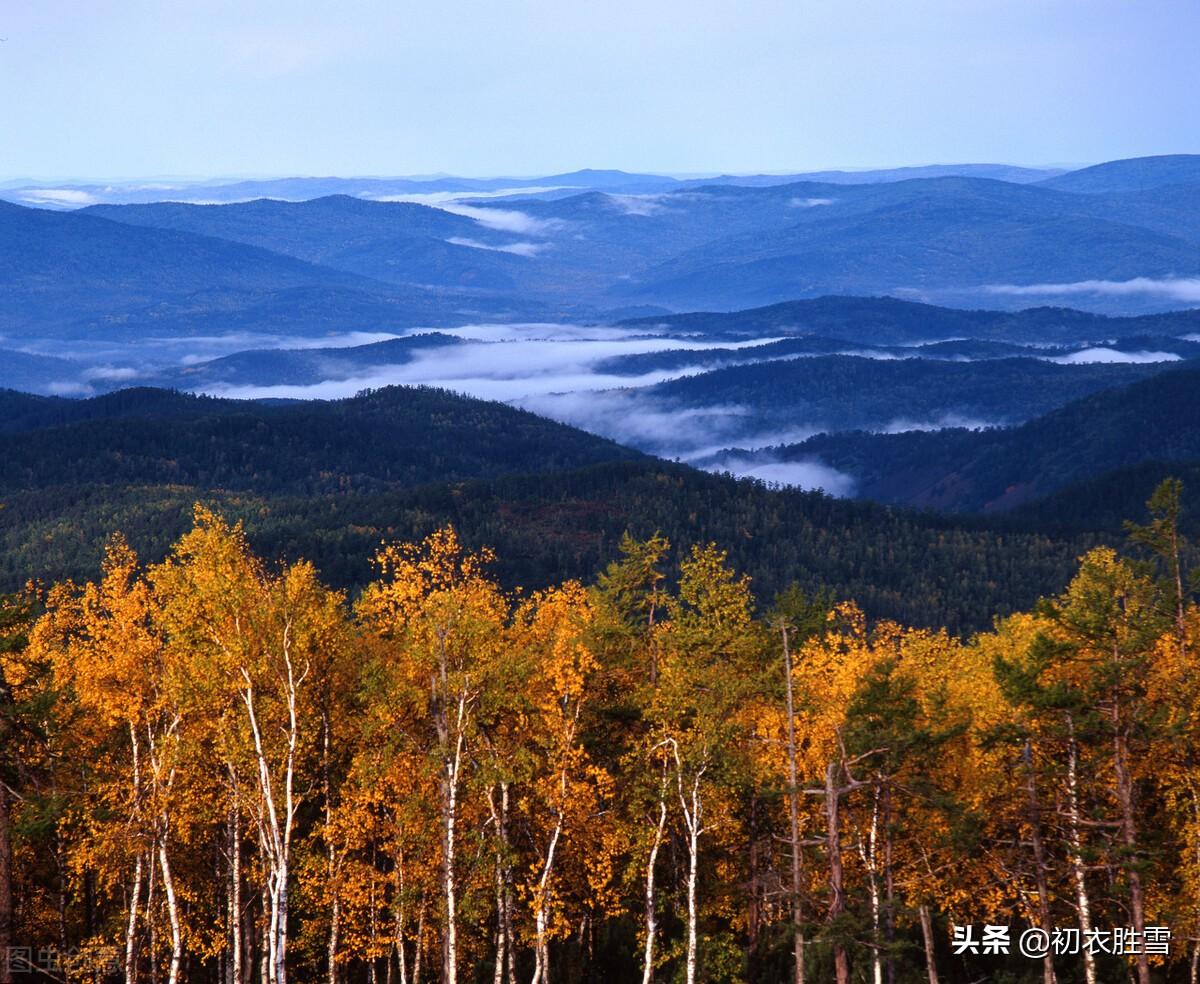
[531, 767, 568, 984]
[0, 663, 13, 984]
[883, 790, 896, 984]
[369, 855, 379, 984]
[438, 693, 467, 984]
[147, 845, 158, 984]
[670, 742, 706, 984]
[158, 834, 183, 984]
[1022, 741, 1057, 984]
[413, 897, 425, 984]
[327, 849, 339, 984]
[918, 905, 939, 984]
[1064, 719, 1097, 984]
[395, 844, 409, 984]
[488, 785, 509, 984]
[260, 879, 271, 984]
[1113, 724, 1150, 984]
[125, 852, 145, 984]
[323, 710, 339, 984]
[684, 783, 701, 984]
[228, 793, 243, 984]
[0, 782, 13, 984]
[780, 622, 807, 984]
[641, 765, 668, 984]
[860, 787, 883, 984]
[824, 763, 850, 984]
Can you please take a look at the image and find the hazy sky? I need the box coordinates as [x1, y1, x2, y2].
[3, 0, 1198, 180]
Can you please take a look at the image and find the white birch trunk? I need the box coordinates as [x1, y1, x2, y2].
[1064, 721, 1097, 984]
[641, 762, 668, 984]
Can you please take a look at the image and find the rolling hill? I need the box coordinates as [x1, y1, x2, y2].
[0, 199, 547, 340]
[85, 196, 533, 290]
[0, 385, 642, 494]
[615, 296, 1200, 344]
[0, 384, 1112, 633]
[1039, 154, 1200, 194]
[756, 364, 1200, 511]
[629, 355, 1175, 443]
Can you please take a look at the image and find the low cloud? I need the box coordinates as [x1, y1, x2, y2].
[83, 366, 143, 382]
[700, 452, 856, 496]
[446, 236, 546, 257]
[190, 328, 781, 408]
[45, 380, 94, 396]
[435, 204, 565, 236]
[1045, 347, 1183, 365]
[605, 194, 667, 216]
[16, 189, 99, 207]
[985, 277, 1200, 303]
[789, 197, 834, 207]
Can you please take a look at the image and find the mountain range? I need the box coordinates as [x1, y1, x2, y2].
[3, 154, 1199, 351]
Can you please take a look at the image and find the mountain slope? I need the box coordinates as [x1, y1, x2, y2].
[630, 355, 1171, 440]
[85, 196, 533, 290]
[772, 364, 1200, 511]
[618, 178, 1200, 308]
[0, 385, 642, 494]
[0, 200, 544, 339]
[1040, 154, 1200, 194]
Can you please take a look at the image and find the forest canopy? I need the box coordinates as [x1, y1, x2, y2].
[2, 481, 1198, 984]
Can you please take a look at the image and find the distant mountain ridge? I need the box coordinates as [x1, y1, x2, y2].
[617, 296, 1200, 344]
[6, 155, 1200, 346]
[1039, 154, 1200, 194]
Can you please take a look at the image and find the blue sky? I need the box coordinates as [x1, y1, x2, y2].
[2, 0, 1198, 180]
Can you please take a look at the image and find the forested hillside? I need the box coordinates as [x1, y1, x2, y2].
[3, 481, 1198, 984]
[774, 364, 1200, 511]
[641, 355, 1173, 437]
[0, 386, 640, 494]
[0, 385, 1119, 634]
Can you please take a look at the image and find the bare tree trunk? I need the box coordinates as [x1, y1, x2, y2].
[641, 763, 668, 984]
[413, 898, 425, 984]
[322, 709, 339, 984]
[487, 785, 509, 984]
[531, 767, 568, 984]
[147, 845, 158, 984]
[824, 762, 849, 984]
[439, 699, 466, 984]
[369, 856, 380, 984]
[228, 789, 243, 984]
[918, 905, 939, 984]
[684, 782, 701, 984]
[1022, 741, 1057, 984]
[125, 852, 145, 984]
[1113, 725, 1150, 984]
[260, 878, 271, 984]
[395, 844, 409, 984]
[240, 637, 305, 984]
[0, 781, 13, 984]
[856, 786, 883, 984]
[158, 835, 183, 984]
[666, 739, 707, 984]
[1064, 719, 1097, 984]
[779, 621, 807, 984]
